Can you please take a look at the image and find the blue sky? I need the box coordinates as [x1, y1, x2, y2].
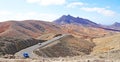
[0, 0, 120, 25]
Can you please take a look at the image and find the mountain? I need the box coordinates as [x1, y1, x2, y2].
[109, 22, 120, 30]
[54, 15, 100, 27]
[54, 15, 110, 39]
[112, 22, 120, 27]
[0, 20, 64, 39]
[100, 22, 120, 32]
[113, 22, 120, 27]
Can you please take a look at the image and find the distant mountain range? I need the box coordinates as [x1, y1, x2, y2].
[54, 15, 100, 27]
[54, 15, 120, 28]
[112, 22, 120, 27]
[100, 22, 120, 31]
[54, 15, 120, 31]
[108, 22, 120, 30]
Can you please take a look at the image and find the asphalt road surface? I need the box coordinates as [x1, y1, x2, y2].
[15, 34, 68, 58]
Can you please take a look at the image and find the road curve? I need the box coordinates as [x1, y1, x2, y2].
[15, 34, 68, 58]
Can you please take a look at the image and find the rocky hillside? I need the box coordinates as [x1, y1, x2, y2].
[34, 35, 95, 57]
[0, 20, 63, 39]
[36, 33, 62, 40]
[0, 37, 45, 56]
[60, 24, 109, 39]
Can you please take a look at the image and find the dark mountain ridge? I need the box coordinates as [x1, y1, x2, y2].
[54, 15, 100, 27]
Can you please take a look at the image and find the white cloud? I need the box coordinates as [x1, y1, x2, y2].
[26, 0, 66, 6]
[26, 0, 40, 3]
[0, 11, 58, 22]
[80, 7, 116, 16]
[0, 10, 12, 16]
[67, 2, 85, 8]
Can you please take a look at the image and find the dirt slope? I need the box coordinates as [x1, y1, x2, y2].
[0, 20, 63, 39]
[0, 37, 45, 56]
[60, 24, 109, 39]
[34, 35, 95, 57]
[91, 33, 120, 59]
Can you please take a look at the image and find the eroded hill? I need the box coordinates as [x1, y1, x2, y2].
[0, 37, 45, 56]
[34, 35, 95, 57]
[0, 20, 63, 39]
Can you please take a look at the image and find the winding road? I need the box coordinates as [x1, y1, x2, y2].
[15, 34, 68, 58]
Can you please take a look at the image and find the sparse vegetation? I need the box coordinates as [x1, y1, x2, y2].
[0, 37, 45, 56]
[34, 35, 95, 57]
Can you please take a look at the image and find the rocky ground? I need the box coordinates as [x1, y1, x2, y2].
[34, 35, 95, 57]
[0, 37, 45, 56]
[0, 56, 119, 62]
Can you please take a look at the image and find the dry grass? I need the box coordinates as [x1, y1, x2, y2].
[0, 56, 119, 62]
[35, 35, 95, 57]
[92, 33, 120, 54]
[91, 33, 120, 59]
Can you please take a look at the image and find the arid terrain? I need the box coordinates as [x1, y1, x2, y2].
[0, 20, 64, 39]
[91, 33, 120, 59]
[0, 15, 120, 62]
[34, 35, 95, 57]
